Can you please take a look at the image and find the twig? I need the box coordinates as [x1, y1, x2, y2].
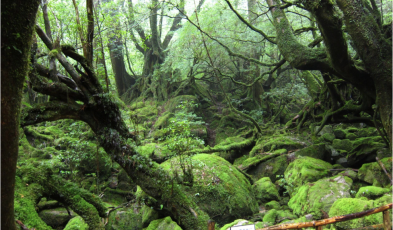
[376, 157, 393, 185]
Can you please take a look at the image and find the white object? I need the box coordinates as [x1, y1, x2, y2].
[230, 224, 255, 230]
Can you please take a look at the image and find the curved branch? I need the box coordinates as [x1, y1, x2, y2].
[20, 101, 82, 127]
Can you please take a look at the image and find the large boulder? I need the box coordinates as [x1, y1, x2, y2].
[246, 155, 288, 183]
[38, 208, 75, 229]
[357, 157, 392, 187]
[145, 216, 182, 230]
[288, 175, 352, 219]
[105, 206, 142, 230]
[294, 143, 328, 160]
[161, 154, 259, 226]
[284, 156, 333, 191]
[64, 216, 88, 230]
[252, 177, 280, 204]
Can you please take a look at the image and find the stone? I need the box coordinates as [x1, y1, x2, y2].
[316, 125, 333, 136]
[346, 133, 358, 140]
[355, 186, 391, 199]
[247, 155, 288, 183]
[265, 200, 281, 210]
[288, 175, 352, 219]
[105, 206, 142, 230]
[252, 177, 280, 204]
[294, 143, 328, 160]
[333, 129, 346, 139]
[322, 133, 335, 142]
[38, 208, 74, 229]
[332, 139, 353, 152]
[358, 157, 392, 187]
[145, 216, 182, 230]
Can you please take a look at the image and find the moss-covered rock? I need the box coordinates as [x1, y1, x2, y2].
[346, 133, 358, 140]
[160, 154, 259, 226]
[357, 127, 378, 137]
[332, 139, 353, 152]
[252, 177, 280, 204]
[265, 200, 281, 210]
[358, 157, 392, 187]
[355, 186, 391, 199]
[246, 155, 289, 183]
[220, 219, 254, 230]
[284, 156, 333, 190]
[328, 195, 392, 229]
[141, 205, 160, 228]
[250, 136, 305, 156]
[321, 133, 335, 142]
[38, 208, 74, 229]
[294, 143, 327, 160]
[333, 129, 347, 139]
[276, 210, 297, 224]
[105, 206, 142, 230]
[262, 209, 277, 223]
[145, 216, 182, 230]
[288, 175, 352, 219]
[64, 216, 88, 230]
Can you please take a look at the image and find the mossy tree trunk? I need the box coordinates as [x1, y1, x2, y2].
[1, 0, 40, 229]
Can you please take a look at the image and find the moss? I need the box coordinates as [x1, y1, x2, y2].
[284, 156, 333, 189]
[252, 177, 280, 204]
[355, 186, 391, 199]
[219, 219, 248, 230]
[160, 154, 259, 226]
[246, 155, 288, 183]
[294, 143, 327, 160]
[250, 136, 304, 156]
[137, 143, 157, 157]
[262, 209, 277, 224]
[357, 127, 378, 137]
[154, 111, 174, 129]
[64, 216, 88, 230]
[332, 139, 353, 151]
[358, 157, 392, 187]
[239, 152, 281, 170]
[333, 129, 347, 139]
[276, 210, 297, 223]
[38, 208, 73, 228]
[346, 133, 358, 140]
[349, 136, 386, 157]
[328, 198, 387, 229]
[321, 133, 335, 142]
[141, 205, 159, 227]
[265, 200, 280, 210]
[288, 175, 352, 219]
[145, 216, 182, 230]
[106, 206, 142, 230]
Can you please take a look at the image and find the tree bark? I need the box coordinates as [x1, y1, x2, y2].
[1, 0, 40, 229]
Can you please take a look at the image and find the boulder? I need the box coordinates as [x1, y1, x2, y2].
[333, 129, 346, 139]
[161, 154, 259, 226]
[252, 177, 280, 204]
[246, 155, 288, 183]
[288, 175, 352, 219]
[265, 200, 281, 210]
[145, 216, 182, 230]
[105, 206, 142, 230]
[284, 156, 333, 190]
[294, 143, 328, 160]
[355, 186, 391, 199]
[358, 157, 392, 187]
[321, 133, 335, 142]
[141, 205, 160, 228]
[316, 125, 333, 136]
[332, 139, 353, 152]
[263, 209, 278, 224]
[64, 216, 88, 230]
[38, 208, 74, 229]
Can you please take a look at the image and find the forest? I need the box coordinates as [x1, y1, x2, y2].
[1, 0, 392, 229]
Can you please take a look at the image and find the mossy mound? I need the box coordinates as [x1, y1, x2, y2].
[263, 209, 277, 224]
[252, 177, 280, 204]
[288, 175, 352, 219]
[332, 139, 353, 152]
[105, 206, 142, 230]
[145, 216, 182, 230]
[284, 156, 333, 190]
[161, 154, 259, 225]
[265, 200, 281, 210]
[357, 157, 392, 187]
[355, 186, 391, 199]
[64, 216, 88, 230]
[294, 143, 328, 160]
[245, 155, 288, 183]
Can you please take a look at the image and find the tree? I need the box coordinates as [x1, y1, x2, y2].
[1, 0, 41, 229]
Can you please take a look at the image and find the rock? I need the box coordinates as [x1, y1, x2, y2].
[337, 170, 357, 180]
[246, 155, 288, 183]
[145, 216, 182, 230]
[249, 136, 305, 157]
[161, 154, 259, 226]
[316, 125, 333, 136]
[64, 216, 88, 230]
[265, 200, 280, 210]
[276, 210, 297, 224]
[105, 206, 142, 230]
[355, 186, 391, 199]
[252, 177, 280, 204]
[358, 157, 392, 187]
[141, 205, 159, 228]
[288, 175, 352, 219]
[332, 139, 353, 152]
[335, 157, 348, 167]
[322, 133, 335, 142]
[294, 143, 328, 160]
[284, 156, 333, 190]
[346, 133, 358, 140]
[347, 137, 386, 167]
[329, 195, 392, 229]
[263, 209, 278, 224]
[38, 208, 74, 229]
[333, 129, 346, 139]
[357, 127, 378, 137]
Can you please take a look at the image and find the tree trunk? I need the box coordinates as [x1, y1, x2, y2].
[1, 0, 40, 229]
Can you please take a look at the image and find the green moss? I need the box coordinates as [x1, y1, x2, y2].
[160, 154, 259, 226]
[294, 143, 327, 160]
[265, 200, 280, 210]
[333, 129, 347, 139]
[247, 155, 288, 183]
[355, 186, 391, 199]
[250, 136, 304, 156]
[106, 206, 142, 230]
[276, 210, 297, 223]
[239, 152, 281, 170]
[145, 216, 182, 230]
[141, 205, 159, 227]
[137, 143, 157, 157]
[262, 209, 277, 224]
[38, 208, 72, 228]
[164, 95, 198, 112]
[288, 175, 352, 219]
[64, 216, 88, 230]
[252, 177, 280, 203]
[332, 139, 353, 151]
[321, 133, 335, 142]
[358, 157, 392, 187]
[284, 156, 333, 189]
[154, 111, 174, 129]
